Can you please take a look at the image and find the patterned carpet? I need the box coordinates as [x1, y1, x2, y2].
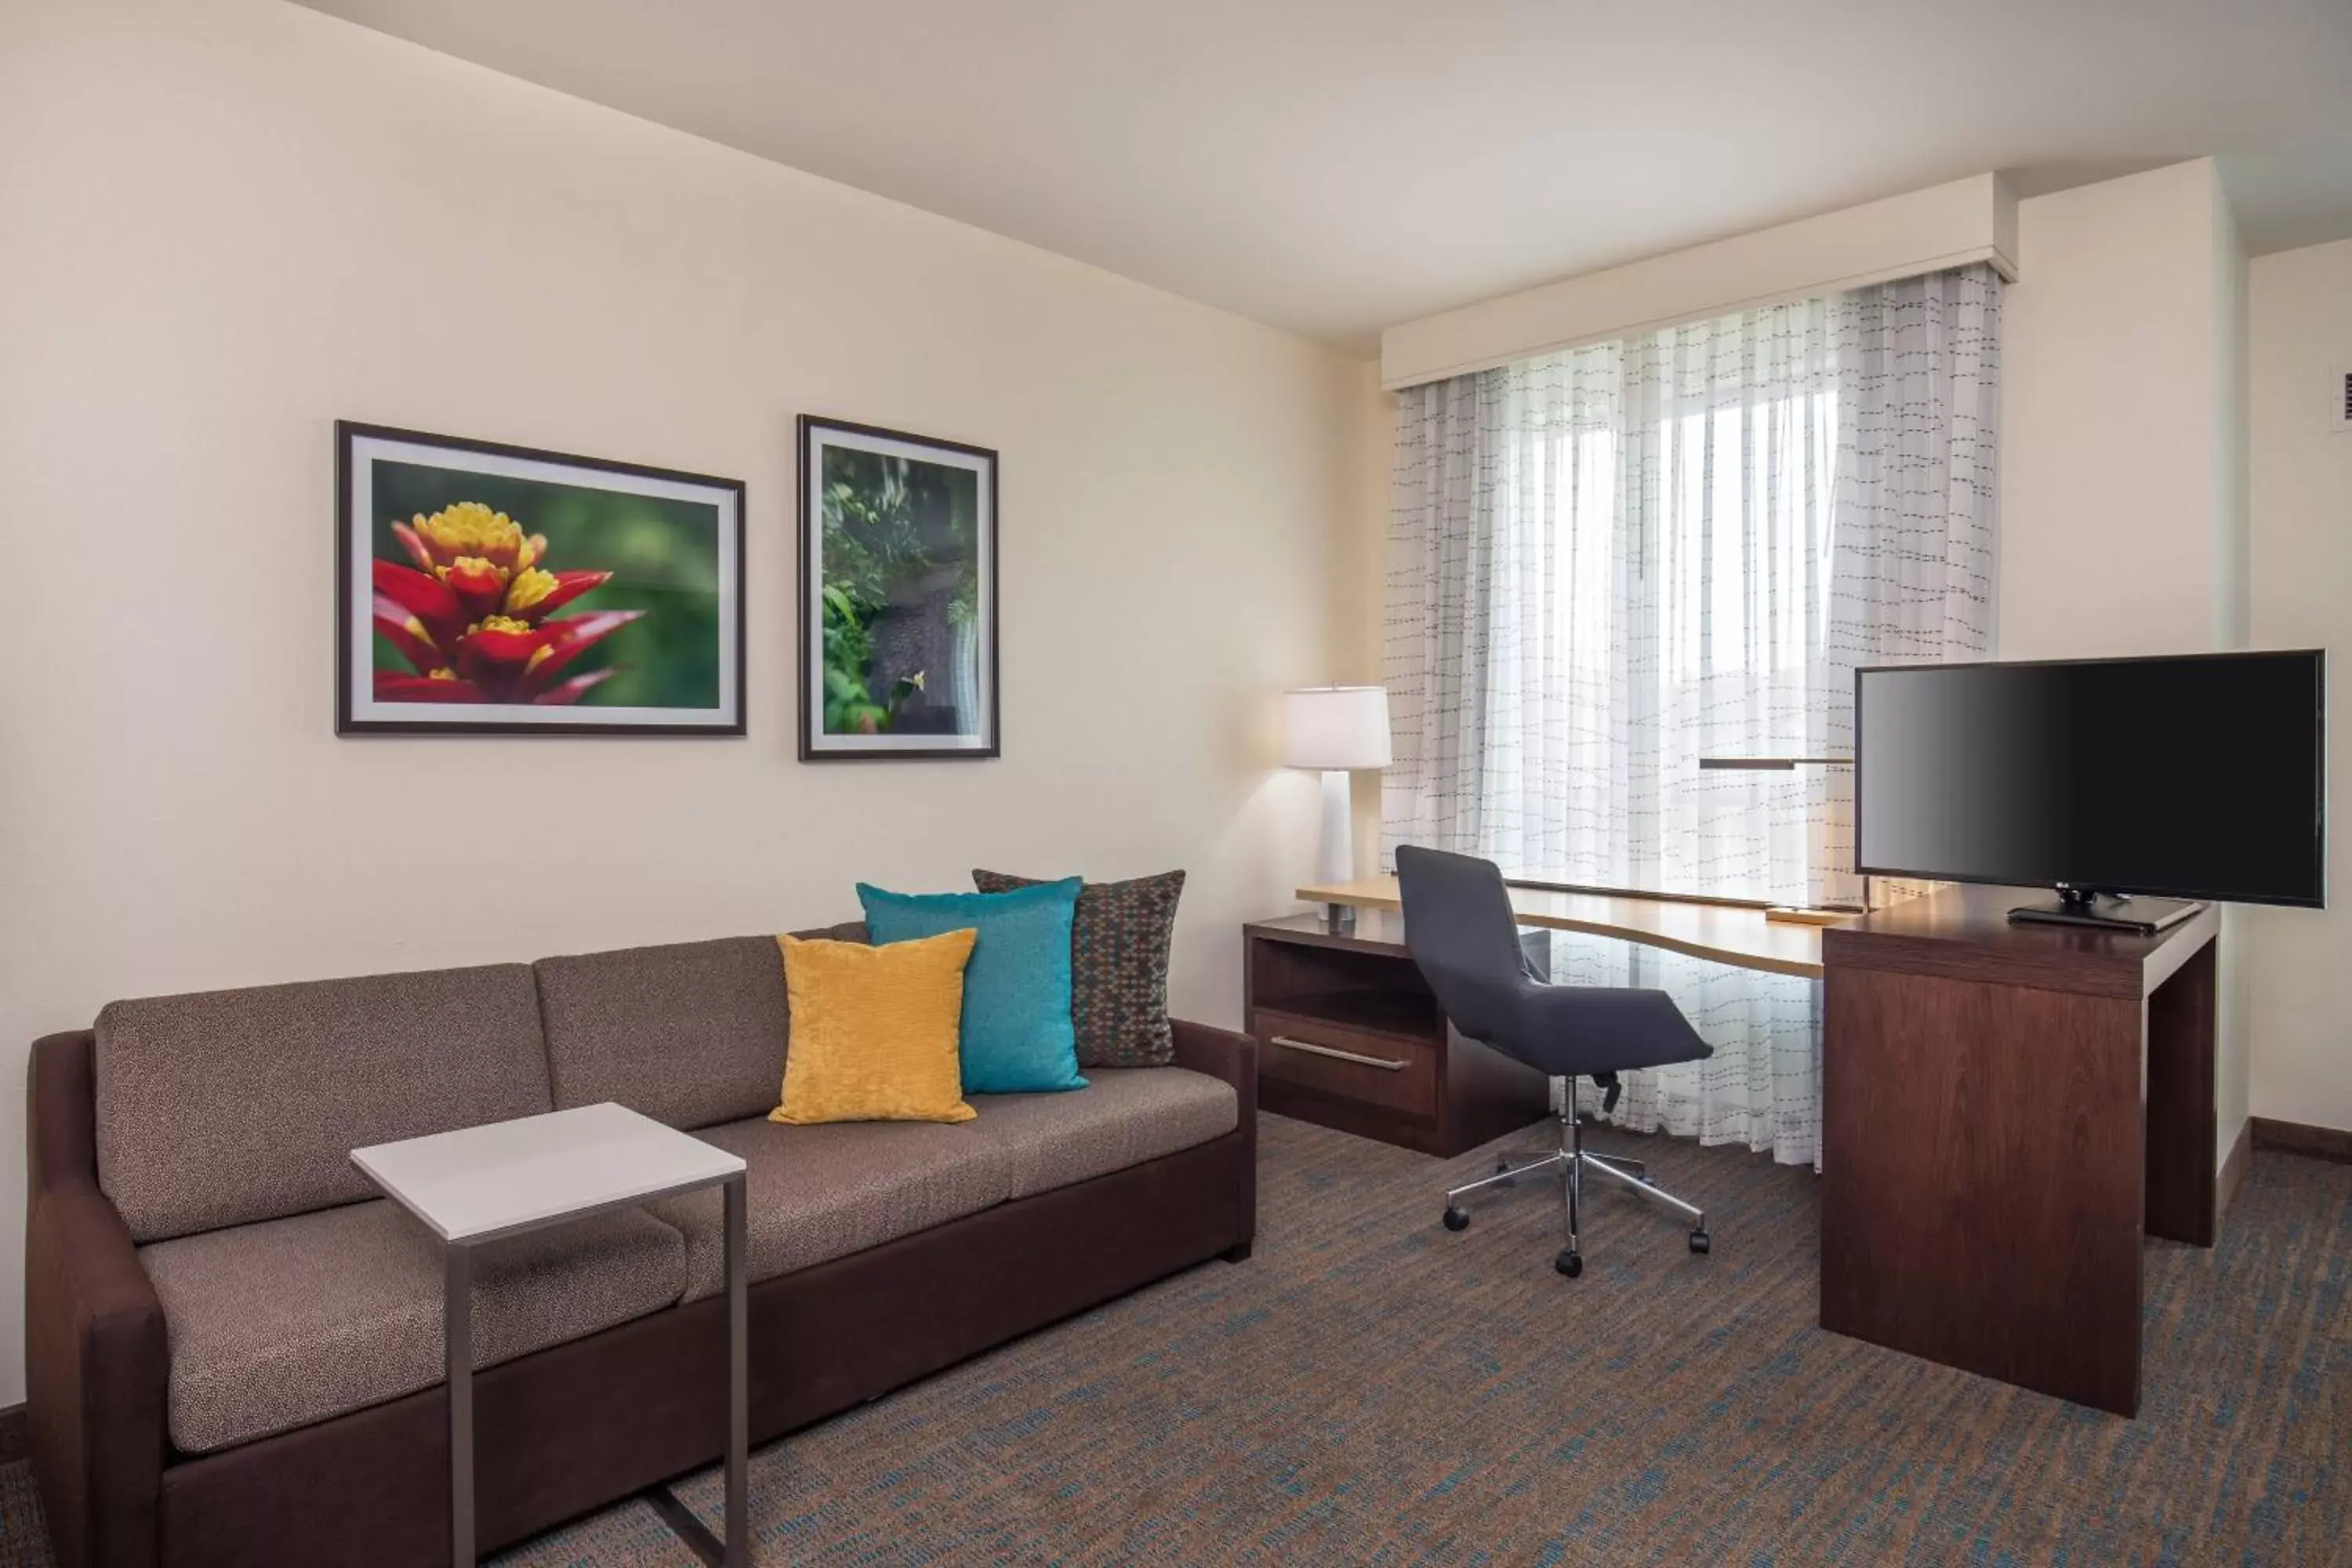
[3, 1112, 2345, 1565]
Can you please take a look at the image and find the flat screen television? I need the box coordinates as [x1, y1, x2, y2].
[1856, 651, 2325, 931]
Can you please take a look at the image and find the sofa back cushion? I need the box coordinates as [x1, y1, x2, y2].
[95, 964, 552, 1244]
[533, 928, 861, 1130]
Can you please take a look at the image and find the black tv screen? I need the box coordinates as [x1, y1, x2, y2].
[1857, 652, 2325, 907]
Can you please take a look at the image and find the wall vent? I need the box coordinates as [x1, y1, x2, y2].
[2337, 367, 2352, 434]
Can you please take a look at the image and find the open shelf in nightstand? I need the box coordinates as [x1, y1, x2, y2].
[1243, 913, 1551, 1156]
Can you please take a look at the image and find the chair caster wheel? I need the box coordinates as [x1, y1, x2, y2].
[1493, 1157, 1515, 1188]
[1443, 1206, 1470, 1232]
[1689, 1229, 1711, 1255]
[1555, 1248, 1583, 1278]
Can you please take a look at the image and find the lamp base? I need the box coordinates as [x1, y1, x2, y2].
[1315, 768, 1354, 886]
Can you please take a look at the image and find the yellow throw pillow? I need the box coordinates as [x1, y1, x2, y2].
[771, 929, 978, 1125]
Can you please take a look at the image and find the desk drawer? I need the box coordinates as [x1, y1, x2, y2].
[1253, 1009, 1438, 1117]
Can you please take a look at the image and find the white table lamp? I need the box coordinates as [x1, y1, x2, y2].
[1285, 685, 1391, 887]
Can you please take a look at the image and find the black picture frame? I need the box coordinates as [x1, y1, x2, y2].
[797, 416, 1001, 760]
[336, 421, 747, 737]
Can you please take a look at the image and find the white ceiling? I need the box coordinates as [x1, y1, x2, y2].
[296, 0, 2352, 350]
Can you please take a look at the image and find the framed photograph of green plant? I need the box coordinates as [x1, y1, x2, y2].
[798, 416, 999, 760]
[337, 422, 745, 735]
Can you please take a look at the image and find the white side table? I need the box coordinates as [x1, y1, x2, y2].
[353, 1102, 750, 1566]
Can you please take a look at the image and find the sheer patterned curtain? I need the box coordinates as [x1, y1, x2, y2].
[1384, 264, 2001, 1167]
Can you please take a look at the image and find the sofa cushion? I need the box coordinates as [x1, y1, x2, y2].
[648, 1116, 1011, 1303]
[533, 925, 867, 1131]
[140, 1200, 685, 1454]
[649, 1068, 1239, 1304]
[965, 1067, 1239, 1199]
[535, 937, 791, 1130]
[96, 966, 551, 1244]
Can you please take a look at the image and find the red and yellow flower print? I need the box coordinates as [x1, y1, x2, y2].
[372, 502, 639, 704]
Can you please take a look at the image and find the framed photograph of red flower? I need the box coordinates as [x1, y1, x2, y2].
[336, 423, 746, 736]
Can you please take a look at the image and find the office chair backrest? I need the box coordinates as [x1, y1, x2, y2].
[1393, 845, 1530, 1044]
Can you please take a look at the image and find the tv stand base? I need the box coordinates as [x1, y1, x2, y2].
[2008, 886, 2202, 936]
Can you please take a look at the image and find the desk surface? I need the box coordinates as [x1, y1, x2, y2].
[1824, 883, 2219, 1000]
[1296, 875, 1828, 980]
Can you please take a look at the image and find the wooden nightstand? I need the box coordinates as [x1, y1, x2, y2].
[1243, 911, 1550, 1156]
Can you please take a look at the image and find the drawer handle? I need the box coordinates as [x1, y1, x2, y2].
[1271, 1036, 1406, 1072]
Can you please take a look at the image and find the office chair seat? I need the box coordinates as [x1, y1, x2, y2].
[1503, 985, 1721, 1076]
[1395, 844, 1717, 1278]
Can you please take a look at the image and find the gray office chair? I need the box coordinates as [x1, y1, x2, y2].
[1395, 844, 1715, 1277]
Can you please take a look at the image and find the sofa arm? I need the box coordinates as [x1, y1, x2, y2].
[1170, 1018, 1257, 1255]
[27, 1032, 166, 1568]
[1170, 1018, 1257, 1122]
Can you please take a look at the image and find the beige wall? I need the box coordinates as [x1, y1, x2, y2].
[2246, 237, 2352, 1136]
[2214, 188, 2256, 1162]
[1999, 162, 2241, 659]
[0, 0, 1375, 1405]
[1998, 158, 2257, 1169]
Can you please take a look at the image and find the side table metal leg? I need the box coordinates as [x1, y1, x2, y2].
[448, 1242, 474, 1566]
[724, 1172, 748, 1567]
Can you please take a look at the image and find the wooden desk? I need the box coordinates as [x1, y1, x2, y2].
[1820, 885, 2222, 1417]
[1297, 876, 1828, 979]
[1291, 873, 2227, 1417]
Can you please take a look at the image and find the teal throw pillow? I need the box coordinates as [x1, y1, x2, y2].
[855, 879, 1087, 1094]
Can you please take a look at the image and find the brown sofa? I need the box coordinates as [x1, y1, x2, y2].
[26, 929, 1257, 1568]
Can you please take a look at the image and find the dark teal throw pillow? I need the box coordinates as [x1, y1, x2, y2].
[855, 879, 1087, 1094]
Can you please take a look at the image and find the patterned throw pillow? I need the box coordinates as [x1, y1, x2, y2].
[972, 869, 1185, 1069]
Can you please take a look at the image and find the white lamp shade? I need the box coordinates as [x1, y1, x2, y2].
[1284, 686, 1392, 771]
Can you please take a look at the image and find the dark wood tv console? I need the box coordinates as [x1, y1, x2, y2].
[1243, 912, 1550, 1156]
[1820, 884, 2223, 1417]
